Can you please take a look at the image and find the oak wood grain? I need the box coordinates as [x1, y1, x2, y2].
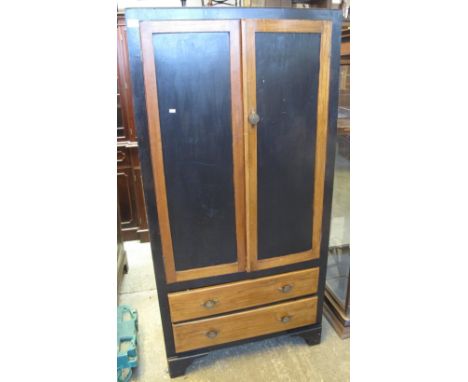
[241, 19, 258, 272]
[255, 249, 314, 271]
[229, 23, 247, 273]
[140, 21, 177, 283]
[253, 19, 325, 34]
[174, 263, 239, 283]
[311, 20, 332, 259]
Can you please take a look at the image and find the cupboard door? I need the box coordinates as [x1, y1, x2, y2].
[242, 19, 332, 271]
[140, 21, 245, 283]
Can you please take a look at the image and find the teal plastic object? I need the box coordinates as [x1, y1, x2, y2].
[117, 305, 138, 382]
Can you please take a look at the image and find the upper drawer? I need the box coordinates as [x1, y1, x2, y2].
[168, 268, 319, 322]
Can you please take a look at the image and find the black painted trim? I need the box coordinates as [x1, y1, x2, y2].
[168, 325, 321, 378]
[293, 325, 322, 346]
[167, 352, 208, 378]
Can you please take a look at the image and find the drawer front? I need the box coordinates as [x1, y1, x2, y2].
[168, 268, 319, 322]
[173, 296, 318, 353]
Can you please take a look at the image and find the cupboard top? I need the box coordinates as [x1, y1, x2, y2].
[125, 8, 342, 24]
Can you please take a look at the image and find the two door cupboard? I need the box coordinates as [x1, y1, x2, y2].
[125, 7, 341, 378]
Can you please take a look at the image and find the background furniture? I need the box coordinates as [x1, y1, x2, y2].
[117, 14, 149, 242]
[202, 0, 240, 6]
[126, 7, 341, 377]
[324, 22, 350, 339]
[117, 204, 128, 295]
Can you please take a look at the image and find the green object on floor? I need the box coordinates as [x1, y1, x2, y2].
[117, 305, 138, 382]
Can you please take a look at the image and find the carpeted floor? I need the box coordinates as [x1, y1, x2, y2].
[118, 241, 350, 382]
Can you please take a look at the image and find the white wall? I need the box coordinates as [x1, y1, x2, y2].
[118, 0, 205, 11]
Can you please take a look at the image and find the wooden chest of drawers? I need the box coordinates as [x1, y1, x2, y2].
[125, 7, 341, 378]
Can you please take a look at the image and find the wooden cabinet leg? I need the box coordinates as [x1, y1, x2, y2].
[167, 353, 208, 378]
[292, 325, 322, 346]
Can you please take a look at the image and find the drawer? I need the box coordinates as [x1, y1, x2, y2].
[168, 268, 319, 322]
[173, 296, 318, 353]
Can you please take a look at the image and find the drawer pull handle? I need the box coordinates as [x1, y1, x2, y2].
[206, 329, 218, 339]
[281, 315, 292, 324]
[248, 110, 260, 126]
[203, 299, 218, 309]
[278, 284, 293, 293]
[117, 151, 126, 163]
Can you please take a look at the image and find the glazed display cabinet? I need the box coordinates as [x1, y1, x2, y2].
[324, 22, 350, 339]
[125, 7, 342, 377]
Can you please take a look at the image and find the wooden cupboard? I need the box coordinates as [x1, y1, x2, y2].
[125, 7, 341, 377]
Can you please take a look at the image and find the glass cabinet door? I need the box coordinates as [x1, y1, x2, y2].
[325, 54, 350, 337]
[326, 124, 350, 311]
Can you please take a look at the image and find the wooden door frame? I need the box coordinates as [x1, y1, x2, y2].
[139, 20, 245, 283]
[242, 19, 333, 271]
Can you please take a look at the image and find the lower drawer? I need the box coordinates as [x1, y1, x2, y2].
[172, 296, 318, 353]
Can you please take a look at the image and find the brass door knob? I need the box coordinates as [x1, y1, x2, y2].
[206, 329, 218, 339]
[248, 111, 260, 126]
[278, 284, 293, 293]
[203, 299, 218, 309]
[281, 315, 292, 324]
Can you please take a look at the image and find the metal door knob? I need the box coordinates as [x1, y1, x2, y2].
[278, 284, 293, 293]
[248, 111, 260, 125]
[203, 299, 218, 309]
[206, 329, 218, 339]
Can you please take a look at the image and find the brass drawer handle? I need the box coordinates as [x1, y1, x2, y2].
[278, 284, 293, 293]
[117, 150, 127, 163]
[202, 299, 218, 309]
[280, 315, 292, 324]
[206, 329, 218, 339]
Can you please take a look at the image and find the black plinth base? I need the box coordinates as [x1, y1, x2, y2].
[167, 325, 322, 378]
[292, 325, 322, 346]
[168, 352, 208, 378]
